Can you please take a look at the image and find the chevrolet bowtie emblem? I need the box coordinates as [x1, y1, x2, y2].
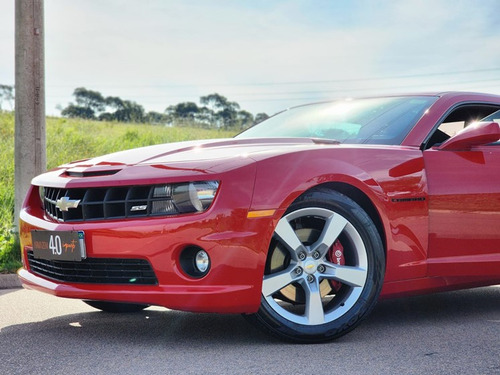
[55, 196, 81, 211]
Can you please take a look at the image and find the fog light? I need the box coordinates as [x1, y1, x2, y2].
[195, 250, 210, 273]
[179, 246, 211, 278]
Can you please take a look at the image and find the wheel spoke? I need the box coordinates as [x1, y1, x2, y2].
[262, 268, 296, 297]
[322, 261, 367, 287]
[274, 216, 306, 260]
[312, 213, 348, 256]
[303, 280, 325, 325]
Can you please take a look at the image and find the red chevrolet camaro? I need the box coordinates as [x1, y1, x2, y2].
[18, 92, 500, 342]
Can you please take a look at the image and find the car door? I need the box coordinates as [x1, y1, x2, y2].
[423, 137, 500, 278]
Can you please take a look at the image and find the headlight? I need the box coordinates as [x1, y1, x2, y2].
[152, 181, 219, 215]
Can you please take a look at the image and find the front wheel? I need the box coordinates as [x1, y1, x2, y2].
[246, 190, 385, 343]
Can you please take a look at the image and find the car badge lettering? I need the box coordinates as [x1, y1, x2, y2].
[130, 205, 147, 212]
[55, 197, 81, 211]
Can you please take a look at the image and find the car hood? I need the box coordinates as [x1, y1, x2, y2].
[61, 137, 330, 169]
[32, 138, 340, 187]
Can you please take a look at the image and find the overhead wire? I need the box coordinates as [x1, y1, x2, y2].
[44, 67, 500, 110]
[46, 67, 500, 89]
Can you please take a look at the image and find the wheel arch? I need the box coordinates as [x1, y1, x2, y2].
[292, 182, 387, 259]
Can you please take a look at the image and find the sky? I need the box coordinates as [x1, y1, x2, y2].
[1, 0, 500, 117]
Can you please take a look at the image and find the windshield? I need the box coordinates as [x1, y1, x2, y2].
[237, 96, 437, 145]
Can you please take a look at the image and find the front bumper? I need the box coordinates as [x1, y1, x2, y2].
[19, 163, 277, 313]
[19, 209, 273, 313]
[17, 267, 259, 313]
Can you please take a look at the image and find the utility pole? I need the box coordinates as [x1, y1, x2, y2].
[14, 0, 46, 229]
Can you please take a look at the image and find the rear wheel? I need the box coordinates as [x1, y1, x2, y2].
[84, 300, 149, 313]
[247, 189, 385, 343]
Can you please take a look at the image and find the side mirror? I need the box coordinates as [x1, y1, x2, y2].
[437, 121, 500, 151]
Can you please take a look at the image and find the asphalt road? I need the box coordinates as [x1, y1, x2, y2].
[1, 286, 499, 375]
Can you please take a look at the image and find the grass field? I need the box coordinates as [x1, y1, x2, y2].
[0, 111, 237, 272]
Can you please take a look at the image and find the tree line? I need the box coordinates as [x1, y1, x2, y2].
[61, 87, 269, 129]
[0, 85, 269, 129]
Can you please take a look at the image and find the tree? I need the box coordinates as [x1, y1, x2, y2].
[254, 112, 270, 124]
[105, 96, 124, 110]
[61, 104, 95, 119]
[165, 102, 200, 126]
[74, 87, 106, 110]
[200, 93, 241, 129]
[120, 101, 145, 123]
[103, 96, 145, 123]
[145, 111, 168, 124]
[195, 107, 216, 128]
[200, 93, 236, 111]
[236, 110, 254, 129]
[175, 102, 200, 119]
[0, 84, 14, 111]
[61, 87, 106, 119]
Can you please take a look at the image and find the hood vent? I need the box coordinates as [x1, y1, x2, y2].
[65, 169, 121, 177]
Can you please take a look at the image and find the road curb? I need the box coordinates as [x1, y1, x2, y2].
[0, 273, 22, 289]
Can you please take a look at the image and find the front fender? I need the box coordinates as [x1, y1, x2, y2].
[249, 146, 429, 283]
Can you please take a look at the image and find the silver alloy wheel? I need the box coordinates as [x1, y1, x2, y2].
[262, 207, 368, 325]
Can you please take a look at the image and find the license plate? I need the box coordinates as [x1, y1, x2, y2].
[31, 231, 86, 261]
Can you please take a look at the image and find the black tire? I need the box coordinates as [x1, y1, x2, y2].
[84, 300, 149, 313]
[246, 189, 385, 343]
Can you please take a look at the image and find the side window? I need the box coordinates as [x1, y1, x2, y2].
[424, 104, 500, 149]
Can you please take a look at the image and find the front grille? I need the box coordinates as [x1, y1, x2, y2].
[43, 185, 176, 222]
[27, 251, 158, 285]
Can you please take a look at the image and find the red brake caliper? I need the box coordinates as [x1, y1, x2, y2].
[327, 239, 345, 292]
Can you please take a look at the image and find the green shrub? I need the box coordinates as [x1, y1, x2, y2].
[0, 225, 20, 273]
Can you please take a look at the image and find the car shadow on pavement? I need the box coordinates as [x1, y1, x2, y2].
[1, 307, 273, 346]
[2, 286, 499, 375]
[370, 285, 500, 325]
[1, 286, 498, 347]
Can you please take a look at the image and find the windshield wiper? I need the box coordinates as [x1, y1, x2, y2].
[311, 138, 341, 145]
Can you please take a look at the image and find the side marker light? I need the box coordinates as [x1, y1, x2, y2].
[247, 210, 276, 218]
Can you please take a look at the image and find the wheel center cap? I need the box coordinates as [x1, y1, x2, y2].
[304, 260, 317, 274]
